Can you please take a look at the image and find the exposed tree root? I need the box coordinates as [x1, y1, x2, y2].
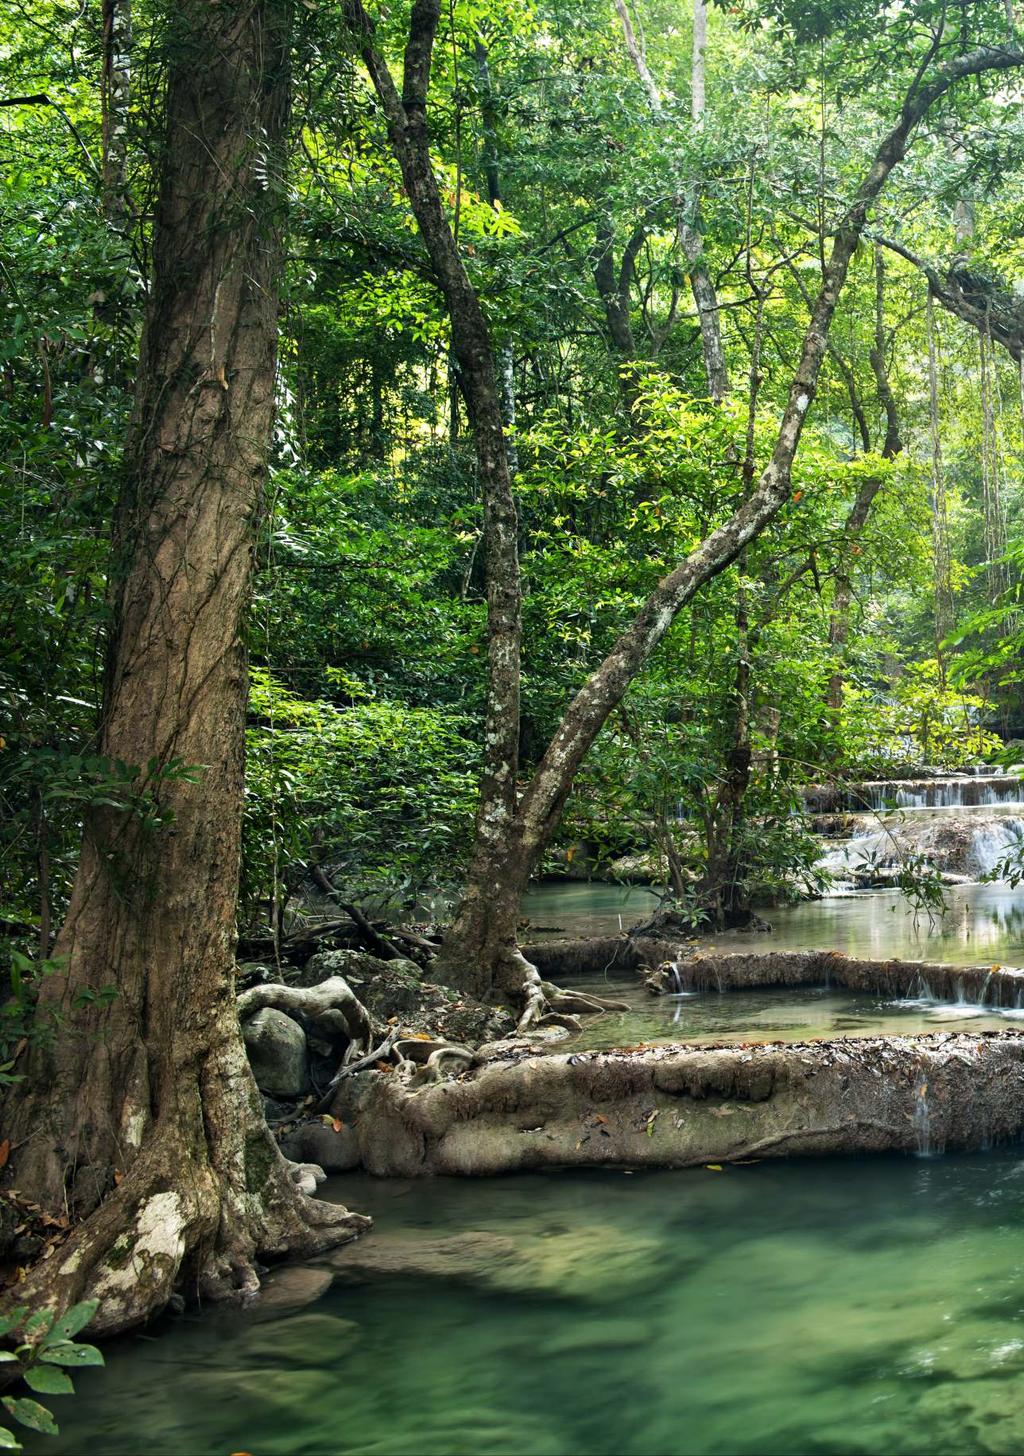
[513, 953, 630, 1035]
[5, 1108, 369, 1335]
[343, 1030, 1024, 1177]
[237, 975, 375, 1059]
[392, 1039, 477, 1085]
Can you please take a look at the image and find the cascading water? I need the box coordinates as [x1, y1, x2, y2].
[913, 1078, 933, 1157]
[813, 771, 1024, 887]
[804, 773, 1024, 814]
[969, 817, 1024, 877]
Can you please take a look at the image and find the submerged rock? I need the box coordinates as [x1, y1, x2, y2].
[327, 1224, 664, 1302]
[249, 1264, 333, 1317]
[239, 1311, 362, 1363]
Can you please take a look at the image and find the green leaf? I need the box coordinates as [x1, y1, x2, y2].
[0, 1425, 21, 1449]
[19, 1311, 53, 1342]
[0, 1312, 27, 1341]
[0, 1354, 18, 1364]
[24, 1367, 73, 1396]
[40, 1342, 103, 1368]
[45, 1300, 98, 1343]
[2, 1398, 58, 1435]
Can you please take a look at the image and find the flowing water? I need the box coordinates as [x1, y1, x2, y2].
[31, 1153, 1024, 1455]
[28, 782, 1024, 1455]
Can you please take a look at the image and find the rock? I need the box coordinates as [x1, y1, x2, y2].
[239, 1312, 362, 1364]
[250, 1264, 333, 1318]
[236, 961, 276, 989]
[281, 1120, 362, 1172]
[243, 1007, 309, 1097]
[304, 950, 424, 1015]
[287, 1160, 326, 1196]
[326, 1231, 521, 1285]
[305, 948, 513, 1044]
[916, 1377, 1024, 1453]
[544, 1317, 651, 1355]
[503, 1225, 665, 1302]
[327, 1225, 664, 1303]
[430, 996, 514, 1044]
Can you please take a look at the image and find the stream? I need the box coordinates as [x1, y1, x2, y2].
[29, 775, 1024, 1456]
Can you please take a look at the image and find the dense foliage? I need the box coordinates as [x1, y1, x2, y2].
[4, 0, 1024, 951]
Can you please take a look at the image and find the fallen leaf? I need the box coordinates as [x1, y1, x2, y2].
[0, 1140, 10, 1170]
[113, 1170, 124, 1186]
[705, 1164, 723, 1172]
[331, 1119, 345, 1133]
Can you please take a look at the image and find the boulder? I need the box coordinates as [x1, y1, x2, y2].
[243, 1007, 309, 1097]
[303, 949, 423, 1015]
[281, 1119, 362, 1172]
[303, 948, 513, 1043]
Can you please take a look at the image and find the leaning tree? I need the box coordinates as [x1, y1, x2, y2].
[3, 0, 367, 1332]
[345, 0, 1024, 1010]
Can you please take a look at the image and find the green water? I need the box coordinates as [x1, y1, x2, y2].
[522, 879, 1024, 966]
[564, 981, 1016, 1050]
[27, 877, 1024, 1456]
[33, 1153, 1024, 1455]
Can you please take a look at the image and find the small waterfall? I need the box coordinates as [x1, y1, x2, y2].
[883, 778, 1024, 811]
[818, 829, 899, 880]
[805, 775, 1024, 813]
[913, 1079, 933, 1157]
[969, 817, 1024, 878]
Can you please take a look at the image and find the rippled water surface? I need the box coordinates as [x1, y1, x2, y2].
[34, 1153, 1024, 1455]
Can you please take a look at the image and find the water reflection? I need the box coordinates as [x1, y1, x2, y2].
[566, 983, 1014, 1051]
[522, 881, 1024, 967]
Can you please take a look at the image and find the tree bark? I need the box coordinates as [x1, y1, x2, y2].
[100, 0, 131, 222]
[4, 0, 367, 1333]
[592, 215, 645, 413]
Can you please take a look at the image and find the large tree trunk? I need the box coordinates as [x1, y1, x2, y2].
[3, 0, 367, 1334]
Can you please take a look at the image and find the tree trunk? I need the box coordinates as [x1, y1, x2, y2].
[346, 0, 522, 870]
[100, 0, 131, 222]
[4, 0, 367, 1334]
